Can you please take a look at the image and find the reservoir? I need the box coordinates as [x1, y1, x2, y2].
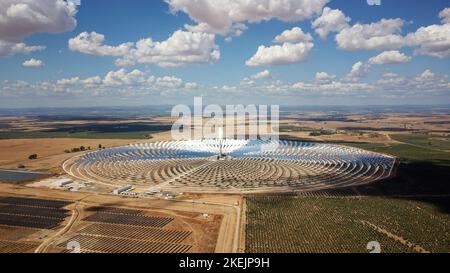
[0, 169, 49, 183]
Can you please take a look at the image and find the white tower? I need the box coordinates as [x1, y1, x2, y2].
[218, 127, 223, 156]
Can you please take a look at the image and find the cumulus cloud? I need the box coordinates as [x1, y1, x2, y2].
[118, 30, 220, 68]
[439, 7, 450, 24]
[246, 42, 313, 66]
[2, 68, 449, 101]
[332, 8, 450, 59]
[315, 72, 336, 82]
[240, 70, 271, 86]
[155, 76, 184, 88]
[185, 22, 247, 41]
[251, 69, 271, 80]
[312, 7, 350, 39]
[184, 82, 199, 89]
[51, 69, 195, 95]
[417, 69, 435, 80]
[368, 50, 411, 65]
[69, 32, 133, 56]
[69, 30, 220, 68]
[0, 40, 45, 57]
[336, 18, 405, 51]
[0, 0, 79, 57]
[103, 69, 148, 86]
[273, 27, 312, 44]
[166, 0, 328, 36]
[256, 69, 449, 98]
[291, 80, 373, 94]
[22, 58, 45, 67]
[345, 61, 371, 81]
[376, 69, 449, 96]
[405, 17, 450, 58]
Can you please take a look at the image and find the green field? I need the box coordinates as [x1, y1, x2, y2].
[339, 133, 450, 166]
[246, 133, 450, 253]
[246, 196, 450, 253]
[0, 122, 172, 140]
[391, 134, 450, 151]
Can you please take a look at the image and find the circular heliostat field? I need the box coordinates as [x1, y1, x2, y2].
[63, 139, 396, 193]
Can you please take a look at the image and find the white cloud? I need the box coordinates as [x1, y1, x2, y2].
[69, 32, 133, 56]
[103, 69, 148, 86]
[49, 69, 196, 96]
[376, 69, 449, 96]
[2, 69, 449, 101]
[0, 0, 78, 42]
[368, 50, 411, 65]
[246, 42, 313, 66]
[70, 30, 220, 68]
[82, 76, 103, 87]
[315, 71, 336, 82]
[336, 18, 405, 51]
[291, 80, 373, 94]
[0, 0, 78, 57]
[185, 82, 199, 89]
[22, 58, 45, 67]
[273, 27, 312, 44]
[382, 72, 400, 78]
[119, 30, 220, 68]
[0, 40, 45, 57]
[417, 69, 435, 80]
[251, 70, 271, 80]
[155, 76, 183, 88]
[405, 22, 450, 59]
[345, 61, 371, 81]
[312, 7, 350, 39]
[185, 22, 247, 41]
[439, 7, 450, 24]
[57, 77, 80, 86]
[166, 0, 328, 35]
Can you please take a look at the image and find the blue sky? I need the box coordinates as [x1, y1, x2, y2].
[0, 0, 449, 107]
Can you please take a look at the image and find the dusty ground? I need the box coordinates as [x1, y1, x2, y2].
[0, 138, 146, 171]
[281, 114, 450, 133]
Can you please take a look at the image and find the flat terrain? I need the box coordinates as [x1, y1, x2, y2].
[245, 129, 450, 253]
[0, 183, 239, 253]
[0, 115, 173, 139]
[0, 109, 449, 253]
[246, 195, 450, 253]
[0, 138, 143, 172]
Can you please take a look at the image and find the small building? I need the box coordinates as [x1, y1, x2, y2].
[113, 185, 133, 195]
[55, 178, 73, 187]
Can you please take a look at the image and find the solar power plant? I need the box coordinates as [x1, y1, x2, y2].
[83, 212, 174, 227]
[0, 196, 71, 229]
[64, 139, 396, 193]
[57, 206, 192, 253]
[0, 196, 72, 253]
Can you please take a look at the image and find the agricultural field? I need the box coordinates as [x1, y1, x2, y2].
[245, 196, 450, 253]
[0, 123, 172, 140]
[246, 131, 450, 253]
[0, 138, 144, 172]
